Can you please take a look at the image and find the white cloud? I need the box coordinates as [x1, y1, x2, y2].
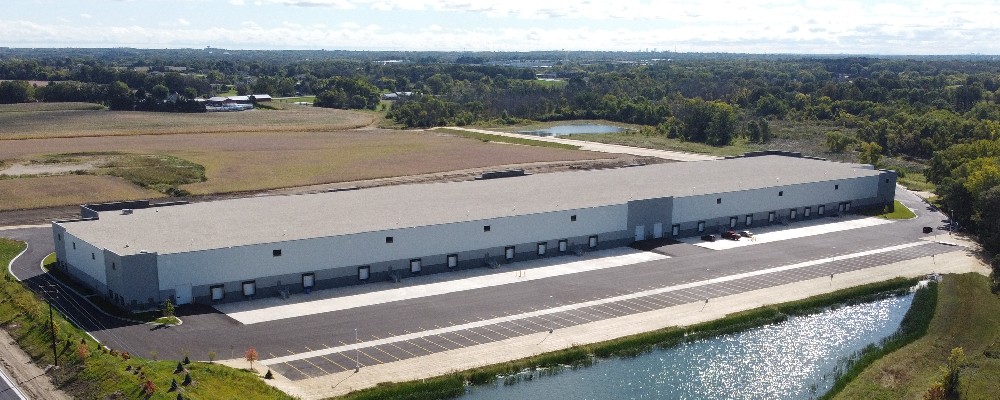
[230, 0, 246, 5]
[80, 13, 92, 19]
[178, 18, 191, 26]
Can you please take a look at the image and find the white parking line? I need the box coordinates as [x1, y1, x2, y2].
[261, 241, 931, 366]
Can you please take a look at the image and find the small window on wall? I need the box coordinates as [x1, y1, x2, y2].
[483, 225, 491, 232]
[505, 246, 515, 260]
[112, 262, 116, 270]
[558, 239, 568, 252]
[242, 281, 256, 297]
[588, 235, 598, 248]
[717, 198, 722, 204]
[210, 285, 224, 301]
[91, 252, 95, 260]
[447, 254, 458, 269]
[57, 234, 62, 241]
[410, 259, 422, 273]
[768, 212, 776, 223]
[358, 266, 370, 280]
[835, 184, 839, 190]
[385, 236, 394, 244]
[570, 215, 577, 222]
[671, 224, 680, 236]
[819, 205, 825, 215]
[302, 273, 315, 288]
[537, 243, 546, 256]
[72, 242, 76, 250]
[697, 221, 706, 233]
[272, 249, 282, 257]
[745, 214, 753, 226]
[779, 191, 784, 197]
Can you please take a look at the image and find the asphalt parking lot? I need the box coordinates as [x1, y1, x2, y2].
[3, 187, 965, 381]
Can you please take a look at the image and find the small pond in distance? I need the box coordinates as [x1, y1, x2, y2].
[519, 124, 625, 136]
[461, 292, 914, 400]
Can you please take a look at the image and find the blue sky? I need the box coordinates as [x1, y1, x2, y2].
[3, 0, 999, 54]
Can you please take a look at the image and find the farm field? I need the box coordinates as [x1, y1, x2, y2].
[0, 175, 164, 211]
[0, 107, 608, 211]
[0, 104, 375, 139]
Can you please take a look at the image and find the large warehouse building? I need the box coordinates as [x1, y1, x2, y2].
[51, 153, 896, 312]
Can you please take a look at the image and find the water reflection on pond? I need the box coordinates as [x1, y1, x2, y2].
[462, 293, 914, 400]
[520, 124, 625, 136]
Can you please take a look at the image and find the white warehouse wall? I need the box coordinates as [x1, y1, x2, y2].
[672, 177, 877, 224]
[62, 231, 107, 286]
[156, 205, 627, 289]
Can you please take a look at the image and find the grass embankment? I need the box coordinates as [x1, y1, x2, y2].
[436, 128, 581, 150]
[338, 277, 920, 399]
[0, 239, 294, 399]
[820, 281, 938, 399]
[833, 273, 1000, 399]
[861, 200, 917, 220]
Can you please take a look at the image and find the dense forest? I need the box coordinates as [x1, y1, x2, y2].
[1, 48, 998, 274]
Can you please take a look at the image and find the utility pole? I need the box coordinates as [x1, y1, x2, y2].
[39, 284, 59, 367]
[354, 328, 360, 373]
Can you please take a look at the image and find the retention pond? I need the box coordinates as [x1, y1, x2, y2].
[519, 124, 625, 136]
[462, 292, 915, 399]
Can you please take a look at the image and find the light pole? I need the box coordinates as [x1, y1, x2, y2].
[354, 328, 360, 373]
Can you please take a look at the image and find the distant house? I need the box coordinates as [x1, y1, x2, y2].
[251, 94, 272, 102]
[207, 96, 227, 106]
[225, 95, 251, 104]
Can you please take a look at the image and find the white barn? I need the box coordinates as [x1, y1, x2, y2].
[51, 153, 896, 311]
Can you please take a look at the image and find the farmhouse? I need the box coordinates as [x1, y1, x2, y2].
[51, 153, 896, 312]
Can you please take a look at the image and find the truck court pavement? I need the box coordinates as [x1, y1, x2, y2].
[2, 187, 978, 388]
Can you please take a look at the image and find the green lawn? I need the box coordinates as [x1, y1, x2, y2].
[864, 200, 917, 220]
[834, 273, 1000, 399]
[0, 239, 294, 400]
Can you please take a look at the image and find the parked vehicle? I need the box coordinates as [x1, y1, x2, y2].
[739, 230, 754, 238]
[721, 230, 741, 240]
[700, 234, 716, 242]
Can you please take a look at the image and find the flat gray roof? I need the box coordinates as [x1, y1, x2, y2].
[60, 155, 883, 255]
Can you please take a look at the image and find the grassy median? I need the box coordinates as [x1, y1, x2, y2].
[0, 238, 294, 400]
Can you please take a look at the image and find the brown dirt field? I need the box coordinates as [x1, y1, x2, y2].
[0, 106, 375, 139]
[0, 129, 607, 196]
[0, 175, 164, 211]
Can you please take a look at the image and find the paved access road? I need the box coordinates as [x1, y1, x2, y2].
[2, 187, 957, 381]
[434, 127, 721, 162]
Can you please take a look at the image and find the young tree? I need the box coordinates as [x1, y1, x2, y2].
[245, 347, 258, 371]
[163, 299, 175, 318]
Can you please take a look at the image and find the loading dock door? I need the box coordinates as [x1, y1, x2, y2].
[210, 285, 224, 301]
[242, 281, 256, 297]
[175, 284, 192, 305]
[634, 225, 645, 241]
[505, 246, 515, 260]
[302, 273, 315, 288]
[653, 223, 663, 239]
